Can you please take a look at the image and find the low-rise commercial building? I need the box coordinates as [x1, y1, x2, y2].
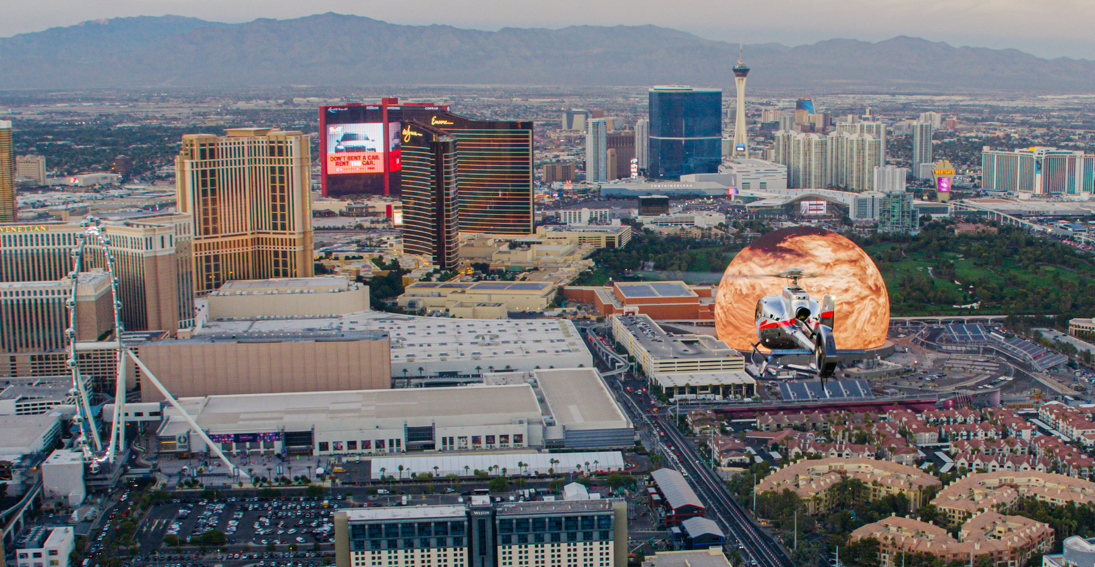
[157, 367, 630, 456]
[207, 276, 369, 319]
[563, 281, 715, 320]
[756, 457, 940, 514]
[652, 371, 755, 400]
[649, 468, 706, 526]
[611, 314, 743, 378]
[16, 526, 75, 567]
[397, 281, 556, 317]
[851, 512, 1052, 567]
[42, 449, 85, 506]
[191, 312, 593, 382]
[335, 499, 627, 567]
[0, 376, 77, 416]
[534, 226, 632, 249]
[642, 549, 732, 567]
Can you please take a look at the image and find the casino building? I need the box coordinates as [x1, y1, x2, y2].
[400, 121, 459, 268]
[0, 215, 195, 333]
[320, 99, 534, 236]
[175, 128, 314, 293]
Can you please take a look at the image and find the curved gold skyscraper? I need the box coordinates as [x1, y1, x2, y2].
[732, 49, 750, 158]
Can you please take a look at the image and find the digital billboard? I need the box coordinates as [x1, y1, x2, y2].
[936, 176, 951, 192]
[388, 122, 401, 172]
[325, 123, 384, 175]
[800, 201, 827, 216]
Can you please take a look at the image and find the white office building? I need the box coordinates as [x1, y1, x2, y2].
[16, 526, 74, 567]
[711, 159, 788, 192]
[586, 119, 609, 183]
[557, 208, 611, 226]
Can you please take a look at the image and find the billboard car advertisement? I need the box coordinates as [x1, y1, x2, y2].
[326, 123, 384, 174]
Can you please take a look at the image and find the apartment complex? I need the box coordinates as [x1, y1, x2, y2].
[586, 119, 609, 183]
[0, 121, 13, 223]
[0, 215, 196, 333]
[774, 129, 883, 191]
[931, 471, 1095, 525]
[401, 121, 460, 269]
[851, 512, 1052, 567]
[335, 499, 626, 567]
[912, 122, 934, 178]
[755, 457, 941, 514]
[175, 128, 314, 293]
[878, 191, 920, 233]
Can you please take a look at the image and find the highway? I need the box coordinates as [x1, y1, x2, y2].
[578, 323, 794, 567]
[656, 419, 794, 567]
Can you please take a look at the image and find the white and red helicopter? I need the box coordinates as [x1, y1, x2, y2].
[749, 269, 859, 381]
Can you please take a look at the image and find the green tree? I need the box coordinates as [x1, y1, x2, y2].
[489, 476, 510, 493]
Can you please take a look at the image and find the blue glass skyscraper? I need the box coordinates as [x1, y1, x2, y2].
[648, 86, 722, 180]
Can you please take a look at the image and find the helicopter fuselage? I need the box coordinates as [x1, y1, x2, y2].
[755, 285, 825, 350]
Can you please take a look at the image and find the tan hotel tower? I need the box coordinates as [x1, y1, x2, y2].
[176, 128, 314, 294]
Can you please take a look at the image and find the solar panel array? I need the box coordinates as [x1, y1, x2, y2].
[779, 379, 874, 401]
[942, 324, 1068, 371]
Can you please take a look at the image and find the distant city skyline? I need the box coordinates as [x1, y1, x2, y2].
[3, 1, 1095, 60]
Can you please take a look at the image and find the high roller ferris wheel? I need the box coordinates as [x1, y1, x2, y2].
[66, 218, 247, 479]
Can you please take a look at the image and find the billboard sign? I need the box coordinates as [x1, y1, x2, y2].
[326, 123, 384, 175]
[800, 201, 827, 216]
[735, 143, 747, 154]
[936, 176, 951, 193]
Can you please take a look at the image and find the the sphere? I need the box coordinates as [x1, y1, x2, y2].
[715, 227, 889, 350]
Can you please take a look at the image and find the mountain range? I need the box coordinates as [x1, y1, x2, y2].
[2, 13, 1095, 93]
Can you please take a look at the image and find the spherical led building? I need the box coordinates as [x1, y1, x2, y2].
[715, 227, 889, 351]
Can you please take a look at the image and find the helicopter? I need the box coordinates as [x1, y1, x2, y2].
[749, 269, 858, 381]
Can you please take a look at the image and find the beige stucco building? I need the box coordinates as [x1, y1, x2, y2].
[851, 513, 1053, 567]
[137, 330, 390, 401]
[207, 276, 368, 320]
[397, 281, 556, 317]
[756, 457, 941, 515]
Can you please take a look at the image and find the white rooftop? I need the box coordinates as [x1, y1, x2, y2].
[342, 505, 467, 521]
[653, 371, 756, 387]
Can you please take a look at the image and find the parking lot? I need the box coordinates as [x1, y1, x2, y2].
[139, 495, 340, 554]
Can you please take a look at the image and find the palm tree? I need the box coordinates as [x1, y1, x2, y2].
[464, 465, 470, 478]
[379, 467, 386, 483]
[398, 465, 404, 480]
[418, 367, 425, 377]
[518, 461, 527, 476]
[434, 465, 440, 479]
[475, 366, 482, 376]
[549, 458, 559, 476]
[593, 460, 599, 473]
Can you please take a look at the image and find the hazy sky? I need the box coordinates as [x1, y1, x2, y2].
[5, 0, 1095, 60]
